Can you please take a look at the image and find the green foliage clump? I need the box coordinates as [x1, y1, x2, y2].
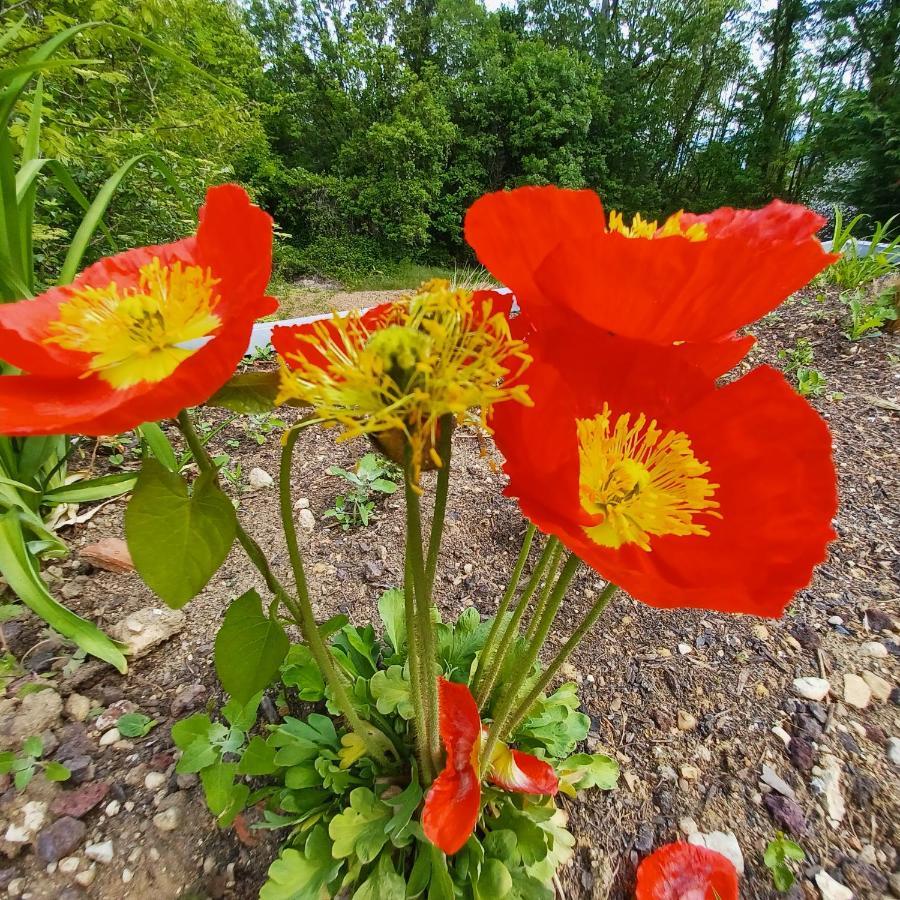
[325, 454, 400, 530]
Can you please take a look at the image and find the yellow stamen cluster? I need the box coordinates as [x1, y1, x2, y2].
[276, 279, 532, 484]
[577, 403, 719, 551]
[607, 209, 707, 242]
[44, 258, 221, 389]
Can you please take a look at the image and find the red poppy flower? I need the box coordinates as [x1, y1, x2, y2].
[636, 843, 739, 900]
[0, 184, 275, 436]
[490, 325, 837, 617]
[465, 185, 836, 376]
[422, 678, 558, 855]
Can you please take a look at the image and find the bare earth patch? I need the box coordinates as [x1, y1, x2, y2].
[0, 285, 897, 899]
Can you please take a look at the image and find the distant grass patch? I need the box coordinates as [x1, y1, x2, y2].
[343, 262, 496, 292]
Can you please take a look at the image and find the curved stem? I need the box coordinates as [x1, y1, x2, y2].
[522, 541, 563, 645]
[474, 536, 559, 710]
[405, 550, 433, 783]
[424, 415, 454, 597]
[506, 583, 618, 734]
[480, 552, 581, 770]
[473, 522, 536, 693]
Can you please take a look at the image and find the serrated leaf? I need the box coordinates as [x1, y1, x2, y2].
[352, 854, 405, 900]
[329, 787, 391, 862]
[221, 692, 262, 731]
[125, 460, 236, 608]
[215, 590, 289, 703]
[281, 644, 326, 701]
[557, 753, 619, 796]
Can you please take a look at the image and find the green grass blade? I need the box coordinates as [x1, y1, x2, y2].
[0, 58, 101, 87]
[42, 159, 115, 250]
[22, 75, 42, 165]
[42, 472, 137, 504]
[137, 423, 178, 471]
[0, 510, 127, 672]
[0, 126, 22, 287]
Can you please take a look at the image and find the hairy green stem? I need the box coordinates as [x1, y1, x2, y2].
[473, 522, 536, 694]
[480, 552, 581, 770]
[506, 583, 618, 734]
[424, 415, 454, 597]
[522, 541, 563, 645]
[404, 453, 442, 774]
[474, 536, 560, 710]
[405, 550, 433, 782]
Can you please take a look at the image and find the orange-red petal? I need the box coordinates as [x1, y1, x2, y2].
[491, 327, 837, 617]
[636, 843, 739, 900]
[421, 678, 482, 855]
[487, 742, 559, 795]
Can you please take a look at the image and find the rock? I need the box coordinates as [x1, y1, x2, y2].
[772, 725, 791, 747]
[110, 607, 185, 659]
[688, 831, 744, 875]
[651, 710, 674, 730]
[793, 677, 830, 701]
[75, 865, 96, 887]
[363, 559, 384, 582]
[864, 608, 895, 633]
[58, 857, 79, 874]
[153, 807, 183, 832]
[144, 772, 167, 791]
[764, 794, 808, 836]
[887, 737, 900, 767]
[60, 755, 94, 785]
[634, 824, 654, 853]
[64, 694, 91, 722]
[859, 641, 888, 659]
[789, 736, 815, 772]
[105, 800, 120, 817]
[0, 690, 63, 748]
[752, 624, 770, 640]
[678, 817, 698, 836]
[79, 538, 134, 573]
[84, 840, 114, 864]
[842, 674, 871, 709]
[248, 467, 273, 490]
[861, 671, 891, 701]
[761, 764, 796, 799]
[296, 508, 315, 531]
[294, 497, 310, 510]
[170, 683, 206, 718]
[176, 773, 198, 790]
[4, 801, 47, 844]
[99, 727, 120, 746]
[811, 754, 846, 825]
[828, 615, 844, 626]
[791, 624, 820, 650]
[679, 764, 700, 780]
[677, 709, 697, 731]
[60, 582, 83, 600]
[815, 870, 853, 900]
[50, 782, 109, 819]
[35, 817, 86, 863]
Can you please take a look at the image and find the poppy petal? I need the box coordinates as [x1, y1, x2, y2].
[421, 678, 482, 855]
[636, 842, 739, 900]
[487, 741, 559, 795]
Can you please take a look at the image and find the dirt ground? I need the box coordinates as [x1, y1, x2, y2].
[0, 282, 898, 899]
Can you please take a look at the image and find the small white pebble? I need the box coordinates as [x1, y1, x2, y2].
[75, 865, 97, 887]
[122, 868, 134, 884]
[772, 726, 792, 747]
[124, 801, 135, 812]
[105, 800, 121, 817]
[99, 728, 120, 746]
[58, 857, 80, 875]
[678, 643, 693, 655]
[144, 772, 166, 791]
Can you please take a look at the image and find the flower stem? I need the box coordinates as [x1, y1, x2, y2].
[522, 541, 563, 645]
[404, 449, 442, 775]
[479, 552, 581, 770]
[404, 551, 433, 783]
[474, 535, 558, 710]
[177, 411, 388, 765]
[505, 583, 618, 734]
[424, 415, 454, 597]
[472, 522, 535, 694]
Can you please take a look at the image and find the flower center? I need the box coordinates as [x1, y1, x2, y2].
[44, 258, 221, 389]
[577, 403, 719, 551]
[607, 209, 707, 242]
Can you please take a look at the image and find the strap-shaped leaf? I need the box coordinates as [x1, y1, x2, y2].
[125, 459, 236, 608]
[0, 509, 126, 672]
[42, 472, 137, 505]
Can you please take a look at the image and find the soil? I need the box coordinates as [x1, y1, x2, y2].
[0, 283, 898, 900]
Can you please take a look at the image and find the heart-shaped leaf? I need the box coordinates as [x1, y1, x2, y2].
[125, 459, 236, 608]
[214, 589, 289, 703]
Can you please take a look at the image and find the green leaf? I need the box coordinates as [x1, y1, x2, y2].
[477, 858, 513, 897]
[370, 666, 415, 719]
[281, 644, 326, 701]
[22, 735, 43, 758]
[238, 736, 277, 776]
[437, 607, 490, 676]
[215, 590, 289, 703]
[406, 843, 431, 898]
[207, 372, 282, 414]
[493, 800, 550, 867]
[384, 773, 423, 847]
[221, 692, 262, 731]
[177, 738, 218, 774]
[116, 712, 157, 738]
[171, 713, 212, 750]
[557, 753, 619, 796]
[200, 761, 250, 827]
[319, 614, 349, 641]
[377, 588, 406, 655]
[427, 845, 455, 900]
[14, 765, 34, 791]
[329, 787, 392, 863]
[41, 472, 137, 504]
[125, 460, 236, 609]
[0, 751, 14, 774]
[353, 854, 405, 900]
[138, 423, 178, 471]
[514, 682, 589, 757]
[42, 761, 70, 782]
[260, 826, 342, 900]
[764, 834, 805, 892]
[0, 511, 127, 672]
